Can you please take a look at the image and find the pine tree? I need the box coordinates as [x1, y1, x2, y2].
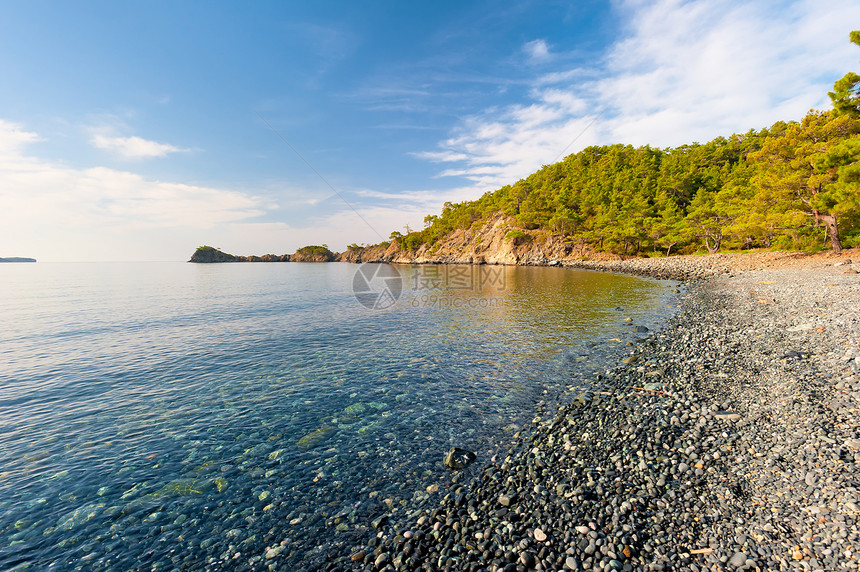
[750, 111, 860, 254]
[829, 31, 860, 117]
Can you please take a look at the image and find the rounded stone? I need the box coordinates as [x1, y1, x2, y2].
[729, 552, 747, 567]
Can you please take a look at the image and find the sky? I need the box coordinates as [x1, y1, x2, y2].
[1, 0, 859, 261]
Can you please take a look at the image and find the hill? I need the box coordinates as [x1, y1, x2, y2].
[346, 110, 859, 264]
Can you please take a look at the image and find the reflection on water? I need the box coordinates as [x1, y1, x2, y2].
[0, 262, 673, 570]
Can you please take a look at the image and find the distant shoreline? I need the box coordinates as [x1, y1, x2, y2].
[190, 245, 857, 282]
[0, 257, 36, 263]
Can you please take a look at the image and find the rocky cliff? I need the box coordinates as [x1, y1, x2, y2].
[335, 216, 859, 281]
[337, 215, 589, 266]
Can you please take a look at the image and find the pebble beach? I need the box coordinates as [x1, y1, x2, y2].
[334, 250, 860, 572]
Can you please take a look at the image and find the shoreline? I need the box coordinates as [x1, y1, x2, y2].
[192, 244, 857, 284]
[559, 249, 859, 282]
[335, 254, 860, 571]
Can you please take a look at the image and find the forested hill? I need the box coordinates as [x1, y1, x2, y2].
[364, 33, 860, 259]
[387, 110, 859, 257]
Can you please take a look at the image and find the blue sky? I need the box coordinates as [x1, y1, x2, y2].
[1, 0, 859, 261]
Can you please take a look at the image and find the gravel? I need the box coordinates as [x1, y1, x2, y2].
[327, 251, 860, 572]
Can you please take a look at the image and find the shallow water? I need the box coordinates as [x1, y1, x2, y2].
[0, 262, 674, 570]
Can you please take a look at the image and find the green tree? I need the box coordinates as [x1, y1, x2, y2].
[684, 186, 733, 253]
[829, 31, 860, 117]
[750, 111, 860, 254]
[648, 191, 685, 255]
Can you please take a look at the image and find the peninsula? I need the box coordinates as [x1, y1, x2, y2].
[189, 245, 334, 263]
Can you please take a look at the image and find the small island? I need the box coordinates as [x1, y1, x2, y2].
[0, 257, 36, 263]
[189, 245, 335, 263]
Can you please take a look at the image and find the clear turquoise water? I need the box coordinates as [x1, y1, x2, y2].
[0, 262, 673, 570]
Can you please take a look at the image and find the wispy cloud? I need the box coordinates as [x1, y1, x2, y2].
[0, 119, 427, 260]
[0, 120, 40, 153]
[355, 185, 482, 209]
[596, 0, 848, 145]
[523, 39, 551, 62]
[418, 0, 860, 194]
[91, 134, 189, 159]
[415, 87, 598, 189]
[0, 120, 267, 260]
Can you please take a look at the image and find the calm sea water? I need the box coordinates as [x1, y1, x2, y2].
[0, 262, 674, 570]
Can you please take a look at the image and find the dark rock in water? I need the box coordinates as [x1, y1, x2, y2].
[635, 325, 649, 333]
[371, 514, 388, 529]
[443, 447, 476, 470]
[296, 425, 336, 449]
[349, 550, 365, 562]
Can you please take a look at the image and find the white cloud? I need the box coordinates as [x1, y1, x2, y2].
[420, 0, 860, 191]
[523, 39, 551, 62]
[0, 120, 429, 261]
[91, 134, 189, 159]
[0, 120, 40, 153]
[595, 0, 851, 145]
[355, 184, 491, 211]
[416, 88, 600, 189]
[0, 120, 270, 260]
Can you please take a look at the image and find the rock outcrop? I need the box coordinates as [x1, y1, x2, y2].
[290, 245, 335, 262]
[336, 215, 587, 266]
[334, 215, 858, 281]
[189, 246, 290, 263]
[190, 246, 243, 263]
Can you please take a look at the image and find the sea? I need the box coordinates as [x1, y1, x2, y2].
[0, 261, 677, 570]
